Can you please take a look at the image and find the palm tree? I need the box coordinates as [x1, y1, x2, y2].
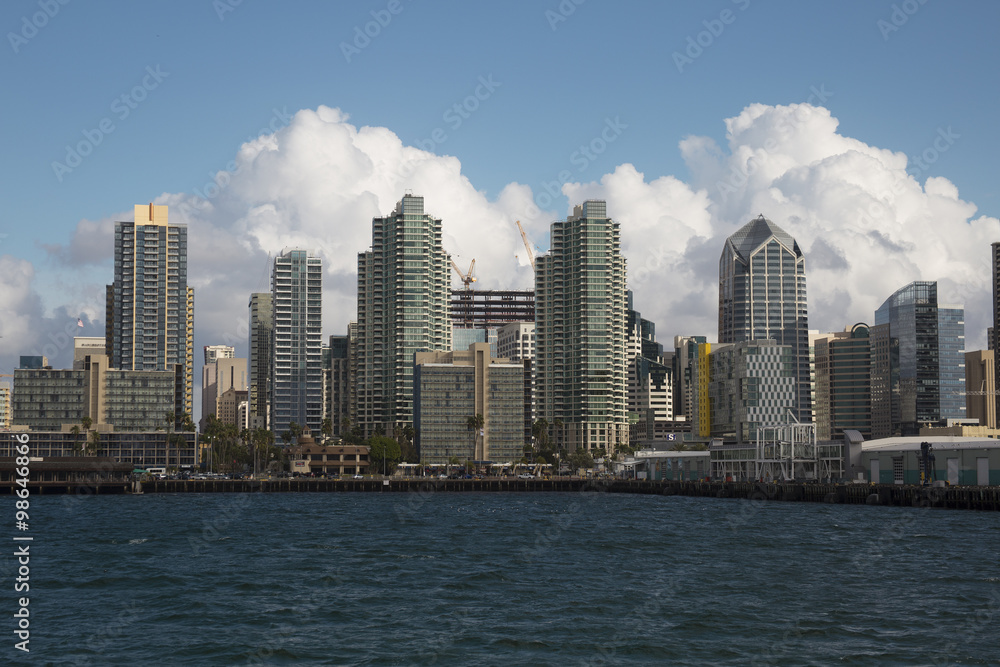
[81, 416, 93, 431]
[85, 430, 101, 456]
[467, 413, 485, 461]
[532, 418, 549, 449]
[466, 416, 477, 459]
[321, 418, 333, 442]
[70, 425, 82, 454]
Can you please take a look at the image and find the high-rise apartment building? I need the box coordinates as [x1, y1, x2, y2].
[327, 334, 350, 438]
[498, 321, 536, 447]
[535, 200, 628, 453]
[992, 242, 1000, 427]
[204, 345, 235, 364]
[626, 291, 669, 421]
[106, 204, 194, 422]
[346, 321, 358, 429]
[965, 349, 995, 429]
[673, 335, 707, 422]
[356, 194, 451, 436]
[873, 281, 965, 435]
[497, 322, 535, 362]
[813, 324, 872, 440]
[270, 250, 323, 437]
[248, 293, 273, 430]
[719, 215, 811, 424]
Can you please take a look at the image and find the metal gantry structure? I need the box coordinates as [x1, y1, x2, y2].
[710, 419, 845, 482]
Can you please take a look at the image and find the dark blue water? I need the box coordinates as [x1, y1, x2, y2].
[4, 490, 1000, 665]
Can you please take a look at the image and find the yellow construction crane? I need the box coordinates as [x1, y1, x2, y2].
[450, 258, 477, 290]
[516, 220, 536, 271]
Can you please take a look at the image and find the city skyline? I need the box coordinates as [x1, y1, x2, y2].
[3, 2, 999, 392]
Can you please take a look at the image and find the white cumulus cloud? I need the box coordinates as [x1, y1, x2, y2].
[6, 102, 997, 398]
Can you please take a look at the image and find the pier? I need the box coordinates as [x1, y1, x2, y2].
[128, 477, 1000, 510]
[3, 477, 999, 510]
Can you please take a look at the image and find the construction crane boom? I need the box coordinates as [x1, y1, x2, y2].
[450, 258, 477, 290]
[516, 220, 535, 271]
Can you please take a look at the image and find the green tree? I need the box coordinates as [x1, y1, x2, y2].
[368, 435, 401, 476]
[399, 437, 419, 464]
[321, 418, 333, 441]
[532, 418, 549, 449]
[342, 424, 365, 446]
[569, 448, 594, 472]
[670, 442, 688, 452]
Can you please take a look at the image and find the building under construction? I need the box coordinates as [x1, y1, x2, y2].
[450, 290, 534, 329]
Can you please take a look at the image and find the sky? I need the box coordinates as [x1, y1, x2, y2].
[2, 0, 999, 420]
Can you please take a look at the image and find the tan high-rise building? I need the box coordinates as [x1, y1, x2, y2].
[106, 204, 194, 424]
[413, 343, 523, 464]
[201, 357, 248, 430]
[966, 350, 996, 428]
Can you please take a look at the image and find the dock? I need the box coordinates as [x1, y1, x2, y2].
[3, 478, 999, 510]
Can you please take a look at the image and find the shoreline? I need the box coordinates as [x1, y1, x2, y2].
[5, 477, 1000, 510]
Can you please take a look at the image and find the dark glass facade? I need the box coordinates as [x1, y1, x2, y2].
[873, 281, 965, 435]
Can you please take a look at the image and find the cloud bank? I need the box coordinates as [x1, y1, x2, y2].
[4, 103, 997, 396]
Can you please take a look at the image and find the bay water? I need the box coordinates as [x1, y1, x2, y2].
[5, 490, 1000, 665]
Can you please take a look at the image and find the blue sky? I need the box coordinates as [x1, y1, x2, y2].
[2, 0, 999, 386]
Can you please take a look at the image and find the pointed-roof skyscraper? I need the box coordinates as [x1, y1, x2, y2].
[719, 214, 811, 424]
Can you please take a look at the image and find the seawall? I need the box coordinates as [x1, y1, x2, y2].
[9, 478, 1000, 510]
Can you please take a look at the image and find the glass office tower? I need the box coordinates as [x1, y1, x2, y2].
[719, 215, 811, 424]
[873, 281, 965, 435]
